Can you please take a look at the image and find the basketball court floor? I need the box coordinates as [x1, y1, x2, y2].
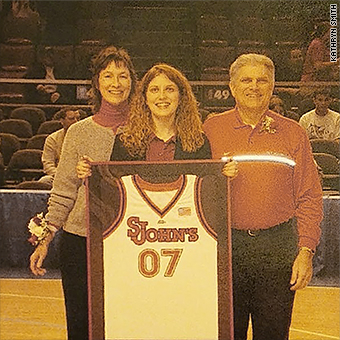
[0, 275, 339, 340]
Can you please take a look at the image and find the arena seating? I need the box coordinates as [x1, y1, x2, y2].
[10, 106, 46, 135]
[0, 1, 338, 189]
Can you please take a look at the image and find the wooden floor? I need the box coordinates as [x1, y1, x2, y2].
[0, 279, 339, 340]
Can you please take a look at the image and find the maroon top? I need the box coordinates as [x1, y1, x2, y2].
[92, 99, 129, 132]
[146, 134, 176, 161]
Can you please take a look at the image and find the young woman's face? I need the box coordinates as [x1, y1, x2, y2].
[98, 60, 131, 105]
[146, 73, 180, 121]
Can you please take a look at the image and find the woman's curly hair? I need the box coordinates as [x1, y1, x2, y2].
[120, 63, 204, 157]
[87, 46, 137, 113]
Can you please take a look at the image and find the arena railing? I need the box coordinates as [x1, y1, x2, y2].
[0, 78, 339, 116]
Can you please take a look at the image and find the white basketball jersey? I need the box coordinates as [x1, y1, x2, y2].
[103, 174, 218, 340]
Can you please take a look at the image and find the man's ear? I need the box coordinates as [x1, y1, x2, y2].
[229, 82, 235, 98]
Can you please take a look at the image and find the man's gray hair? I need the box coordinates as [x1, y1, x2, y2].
[229, 53, 275, 83]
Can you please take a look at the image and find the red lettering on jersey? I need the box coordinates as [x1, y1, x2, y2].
[158, 228, 173, 242]
[188, 228, 199, 242]
[127, 216, 148, 245]
[146, 228, 158, 242]
[172, 228, 186, 242]
[127, 216, 199, 245]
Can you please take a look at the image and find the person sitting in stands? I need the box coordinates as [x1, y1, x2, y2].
[269, 95, 300, 121]
[36, 47, 61, 103]
[301, 21, 339, 83]
[26, 46, 61, 103]
[299, 87, 340, 141]
[38, 107, 81, 188]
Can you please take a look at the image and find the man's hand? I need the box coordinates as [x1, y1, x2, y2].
[222, 160, 238, 179]
[290, 248, 314, 291]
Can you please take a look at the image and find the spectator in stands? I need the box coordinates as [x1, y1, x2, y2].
[0, 0, 42, 43]
[269, 95, 300, 121]
[203, 53, 323, 340]
[28, 45, 138, 340]
[35, 47, 60, 103]
[299, 87, 340, 141]
[301, 21, 339, 83]
[26, 46, 73, 104]
[285, 48, 304, 82]
[38, 107, 81, 188]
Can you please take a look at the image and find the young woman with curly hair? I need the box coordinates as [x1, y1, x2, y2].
[111, 63, 211, 161]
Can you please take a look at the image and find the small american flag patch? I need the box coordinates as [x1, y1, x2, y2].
[178, 207, 191, 216]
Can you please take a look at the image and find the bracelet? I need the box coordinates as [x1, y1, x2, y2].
[27, 213, 53, 246]
[299, 246, 315, 256]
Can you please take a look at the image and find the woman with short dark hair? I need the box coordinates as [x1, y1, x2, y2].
[29, 45, 137, 340]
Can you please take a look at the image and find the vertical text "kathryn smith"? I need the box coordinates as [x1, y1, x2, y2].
[330, 4, 337, 62]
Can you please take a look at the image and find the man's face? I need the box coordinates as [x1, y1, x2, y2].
[313, 94, 332, 116]
[61, 110, 80, 130]
[230, 64, 274, 113]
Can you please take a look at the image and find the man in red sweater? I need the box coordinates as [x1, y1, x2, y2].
[204, 53, 323, 340]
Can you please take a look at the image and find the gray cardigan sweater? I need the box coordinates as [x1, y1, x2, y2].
[46, 116, 116, 237]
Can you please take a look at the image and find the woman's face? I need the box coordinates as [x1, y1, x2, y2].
[98, 60, 131, 106]
[146, 73, 180, 121]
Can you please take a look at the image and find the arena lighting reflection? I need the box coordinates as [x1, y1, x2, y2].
[221, 154, 296, 167]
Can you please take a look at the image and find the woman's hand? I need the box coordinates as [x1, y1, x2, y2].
[29, 231, 55, 276]
[222, 160, 238, 179]
[76, 155, 93, 179]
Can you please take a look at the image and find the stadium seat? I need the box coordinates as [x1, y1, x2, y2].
[0, 65, 28, 103]
[37, 120, 62, 135]
[310, 139, 340, 159]
[15, 180, 51, 190]
[26, 134, 49, 150]
[198, 46, 236, 75]
[36, 45, 75, 79]
[197, 15, 234, 44]
[0, 153, 4, 187]
[74, 41, 106, 79]
[6, 149, 44, 183]
[0, 39, 36, 68]
[313, 152, 340, 191]
[0, 132, 21, 166]
[10, 106, 46, 135]
[0, 119, 33, 147]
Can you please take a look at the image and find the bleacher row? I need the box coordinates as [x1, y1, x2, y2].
[0, 105, 79, 189]
[0, 2, 336, 87]
[1, 2, 339, 106]
[0, 103, 339, 193]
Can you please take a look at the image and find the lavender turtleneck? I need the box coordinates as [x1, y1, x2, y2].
[92, 99, 129, 133]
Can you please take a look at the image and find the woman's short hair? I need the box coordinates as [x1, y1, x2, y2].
[88, 46, 137, 112]
[229, 53, 275, 85]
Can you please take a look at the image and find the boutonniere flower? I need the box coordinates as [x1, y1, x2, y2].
[27, 212, 51, 246]
[260, 115, 276, 134]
